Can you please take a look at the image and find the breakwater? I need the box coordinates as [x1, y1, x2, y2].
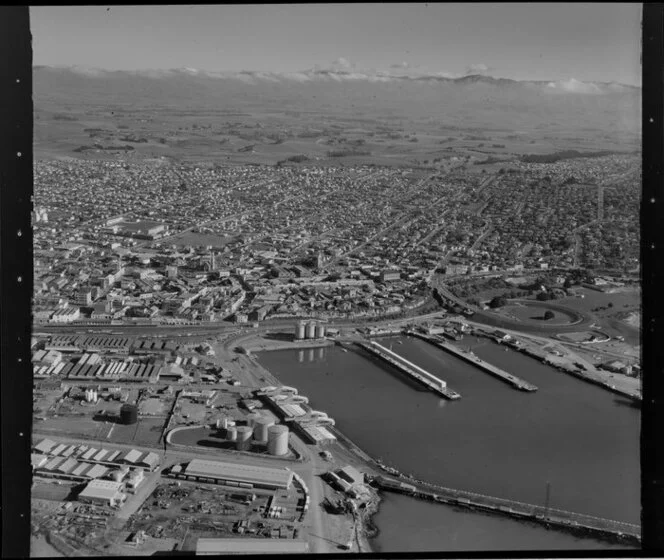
[410, 331, 537, 391]
[257, 338, 640, 548]
[371, 474, 640, 545]
[357, 340, 461, 399]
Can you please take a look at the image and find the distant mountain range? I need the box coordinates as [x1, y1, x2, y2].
[34, 65, 639, 94]
[33, 65, 641, 140]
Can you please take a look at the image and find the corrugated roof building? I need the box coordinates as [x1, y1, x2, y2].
[121, 449, 143, 464]
[84, 464, 109, 479]
[137, 451, 160, 471]
[34, 439, 56, 454]
[78, 479, 125, 507]
[182, 459, 293, 490]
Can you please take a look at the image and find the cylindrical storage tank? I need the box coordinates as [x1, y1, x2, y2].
[315, 324, 326, 339]
[267, 425, 289, 456]
[120, 404, 138, 425]
[246, 412, 261, 428]
[253, 417, 275, 442]
[306, 322, 316, 339]
[295, 322, 306, 340]
[111, 470, 124, 482]
[226, 426, 238, 442]
[236, 426, 253, 451]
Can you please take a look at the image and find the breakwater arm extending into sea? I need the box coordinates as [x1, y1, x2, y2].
[356, 340, 461, 400]
[408, 331, 538, 392]
[369, 473, 640, 546]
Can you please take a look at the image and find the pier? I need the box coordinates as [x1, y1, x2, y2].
[357, 341, 461, 400]
[410, 332, 538, 392]
[371, 474, 640, 545]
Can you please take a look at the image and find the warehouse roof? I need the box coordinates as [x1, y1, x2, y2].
[84, 464, 109, 479]
[34, 438, 56, 454]
[184, 459, 293, 489]
[137, 451, 160, 469]
[31, 454, 49, 469]
[55, 457, 79, 474]
[78, 479, 124, 501]
[71, 463, 91, 477]
[121, 449, 142, 464]
[44, 457, 66, 471]
[196, 538, 309, 555]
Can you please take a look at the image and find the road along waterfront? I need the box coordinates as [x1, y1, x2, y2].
[256, 335, 639, 551]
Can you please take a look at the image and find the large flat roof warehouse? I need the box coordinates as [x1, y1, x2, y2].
[196, 538, 309, 555]
[184, 459, 293, 490]
[78, 479, 124, 502]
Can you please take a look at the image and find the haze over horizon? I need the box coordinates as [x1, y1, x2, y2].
[30, 4, 642, 87]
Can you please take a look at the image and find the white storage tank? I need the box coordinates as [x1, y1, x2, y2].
[267, 425, 289, 456]
[111, 470, 124, 482]
[253, 417, 275, 442]
[315, 324, 326, 339]
[306, 321, 316, 339]
[246, 412, 261, 428]
[295, 322, 306, 340]
[226, 426, 237, 442]
[236, 426, 253, 451]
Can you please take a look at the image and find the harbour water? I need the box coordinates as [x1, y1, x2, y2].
[256, 335, 640, 551]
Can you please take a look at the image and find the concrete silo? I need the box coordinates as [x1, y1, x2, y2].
[235, 426, 253, 451]
[315, 323, 326, 339]
[246, 412, 261, 428]
[267, 425, 289, 456]
[253, 417, 275, 442]
[226, 426, 238, 442]
[306, 321, 316, 339]
[295, 321, 306, 340]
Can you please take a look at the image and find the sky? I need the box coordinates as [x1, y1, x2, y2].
[30, 4, 642, 85]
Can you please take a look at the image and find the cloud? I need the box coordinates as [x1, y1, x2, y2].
[329, 57, 355, 71]
[546, 78, 603, 94]
[428, 71, 461, 79]
[465, 63, 492, 75]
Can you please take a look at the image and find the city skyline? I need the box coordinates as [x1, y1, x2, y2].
[30, 4, 642, 86]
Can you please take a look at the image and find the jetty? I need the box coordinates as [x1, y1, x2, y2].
[410, 332, 538, 392]
[371, 474, 640, 545]
[357, 340, 461, 400]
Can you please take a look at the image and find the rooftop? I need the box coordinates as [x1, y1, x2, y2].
[78, 479, 124, 500]
[184, 458, 293, 489]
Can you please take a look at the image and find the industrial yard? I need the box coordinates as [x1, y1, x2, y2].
[30, 324, 380, 556]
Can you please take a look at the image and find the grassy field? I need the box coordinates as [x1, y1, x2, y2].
[499, 303, 579, 325]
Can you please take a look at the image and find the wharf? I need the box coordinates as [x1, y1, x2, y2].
[410, 332, 538, 392]
[371, 475, 640, 545]
[357, 341, 461, 400]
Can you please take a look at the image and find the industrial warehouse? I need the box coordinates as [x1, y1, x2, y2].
[168, 458, 294, 490]
[31, 438, 160, 484]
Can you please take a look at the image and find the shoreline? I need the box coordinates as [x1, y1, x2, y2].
[252, 335, 640, 550]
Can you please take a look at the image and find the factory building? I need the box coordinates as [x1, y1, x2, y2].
[33, 438, 57, 454]
[78, 479, 126, 508]
[170, 458, 293, 490]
